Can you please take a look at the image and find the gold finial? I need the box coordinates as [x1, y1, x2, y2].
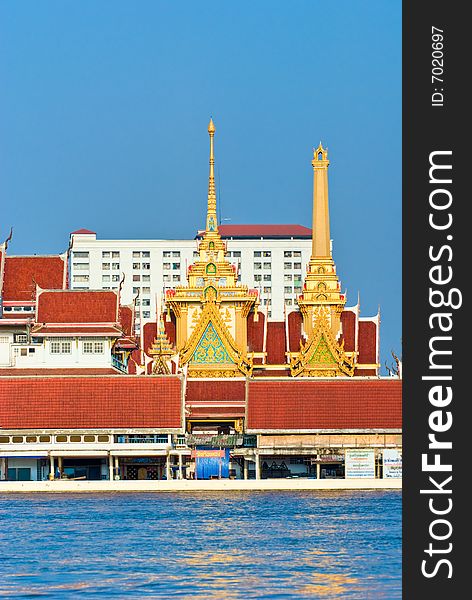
[208, 118, 215, 134]
[313, 142, 328, 164]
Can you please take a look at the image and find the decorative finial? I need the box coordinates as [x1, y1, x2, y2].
[313, 142, 328, 161]
[208, 118, 215, 134]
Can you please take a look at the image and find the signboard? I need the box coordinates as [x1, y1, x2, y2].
[345, 449, 375, 478]
[191, 449, 225, 458]
[383, 449, 402, 479]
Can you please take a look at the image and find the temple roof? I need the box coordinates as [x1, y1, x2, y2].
[2, 255, 67, 301]
[197, 224, 312, 239]
[0, 376, 183, 429]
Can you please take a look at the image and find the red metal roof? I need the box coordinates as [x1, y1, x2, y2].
[265, 321, 287, 364]
[246, 379, 402, 431]
[36, 290, 118, 324]
[2, 256, 67, 301]
[30, 325, 123, 336]
[71, 228, 96, 235]
[340, 310, 357, 353]
[357, 320, 378, 364]
[0, 376, 182, 429]
[247, 312, 265, 353]
[197, 224, 312, 239]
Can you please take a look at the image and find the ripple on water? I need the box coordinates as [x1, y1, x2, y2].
[0, 490, 401, 599]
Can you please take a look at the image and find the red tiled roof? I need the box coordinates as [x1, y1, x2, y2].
[186, 380, 245, 402]
[288, 311, 303, 352]
[246, 379, 402, 431]
[247, 312, 265, 353]
[340, 310, 357, 353]
[36, 290, 118, 323]
[0, 376, 182, 429]
[71, 228, 96, 235]
[143, 322, 157, 356]
[266, 321, 287, 364]
[2, 256, 67, 301]
[357, 320, 378, 364]
[188, 405, 245, 419]
[119, 306, 134, 337]
[197, 224, 312, 239]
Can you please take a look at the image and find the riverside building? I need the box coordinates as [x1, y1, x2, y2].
[0, 120, 401, 483]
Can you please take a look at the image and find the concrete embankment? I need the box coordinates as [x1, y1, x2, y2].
[0, 478, 401, 493]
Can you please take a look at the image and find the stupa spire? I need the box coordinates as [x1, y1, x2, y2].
[206, 118, 218, 235]
[311, 142, 330, 258]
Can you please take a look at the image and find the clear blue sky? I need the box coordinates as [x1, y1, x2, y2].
[0, 1, 401, 371]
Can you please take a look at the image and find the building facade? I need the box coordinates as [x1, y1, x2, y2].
[0, 120, 401, 483]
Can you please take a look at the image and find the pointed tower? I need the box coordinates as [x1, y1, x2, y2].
[291, 144, 354, 377]
[165, 120, 259, 377]
[148, 313, 175, 375]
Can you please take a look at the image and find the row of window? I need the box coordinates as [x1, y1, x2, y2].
[0, 434, 110, 444]
[73, 250, 181, 259]
[50, 341, 104, 355]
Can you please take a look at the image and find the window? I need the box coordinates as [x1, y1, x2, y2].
[163, 263, 171, 270]
[102, 263, 110, 270]
[112, 251, 120, 258]
[284, 262, 292, 270]
[73, 275, 89, 282]
[73, 251, 89, 258]
[142, 263, 151, 270]
[102, 275, 111, 282]
[284, 274, 293, 282]
[293, 251, 301, 257]
[112, 262, 120, 270]
[254, 251, 261, 257]
[163, 251, 171, 258]
[263, 286, 271, 293]
[133, 275, 140, 282]
[73, 263, 89, 270]
[233, 251, 241, 257]
[83, 341, 104, 354]
[263, 251, 271, 257]
[193, 251, 199, 258]
[133, 287, 139, 294]
[142, 287, 151, 294]
[142, 274, 150, 282]
[294, 274, 302, 283]
[284, 251, 293, 258]
[135, 299, 141, 306]
[263, 275, 271, 281]
[294, 286, 302, 293]
[50, 341, 71, 354]
[294, 263, 302, 270]
[14, 334, 28, 344]
[142, 311, 151, 319]
[163, 274, 170, 282]
[132, 251, 140, 258]
[254, 263, 262, 270]
[284, 286, 292, 293]
[285, 298, 293, 306]
[102, 251, 110, 258]
[112, 274, 120, 282]
[172, 263, 180, 270]
[142, 299, 151, 306]
[263, 262, 271, 269]
[142, 251, 150, 258]
[254, 275, 262, 282]
[172, 251, 180, 257]
[133, 262, 140, 269]
[173, 275, 180, 282]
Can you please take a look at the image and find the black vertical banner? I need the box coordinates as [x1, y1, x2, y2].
[403, 3, 467, 597]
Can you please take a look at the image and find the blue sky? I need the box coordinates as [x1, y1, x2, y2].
[0, 1, 401, 370]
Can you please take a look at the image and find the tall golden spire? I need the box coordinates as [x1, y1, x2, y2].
[206, 118, 218, 235]
[311, 143, 330, 258]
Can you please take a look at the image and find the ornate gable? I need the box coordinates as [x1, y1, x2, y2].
[290, 310, 354, 377]
[180, 300, 253, 378]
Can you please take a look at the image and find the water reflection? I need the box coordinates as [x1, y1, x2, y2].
[0, 491, 401, 598]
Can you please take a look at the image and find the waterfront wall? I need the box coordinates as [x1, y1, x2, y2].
[0, 478, 402, 493]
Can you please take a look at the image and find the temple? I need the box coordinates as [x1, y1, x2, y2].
[0, 120, 401, 483]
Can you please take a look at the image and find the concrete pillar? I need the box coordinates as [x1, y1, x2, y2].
[255, 452, 261, 480]
[108, 454, 114, 481]
[114, 456, 120, 480]
[178, 453, 183, 479]
[316, 462, 321, 480]
[166, 453, 172, 480]
[243, 458, 248, 480]
[58, 456, 63, 477]
[49, 455, 55, 480]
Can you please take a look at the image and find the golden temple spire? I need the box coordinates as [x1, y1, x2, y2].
[311, 142, 331, 258]
[206, 118, 218, 235]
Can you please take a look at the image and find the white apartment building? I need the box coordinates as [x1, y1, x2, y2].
[69, 225, 313, 329]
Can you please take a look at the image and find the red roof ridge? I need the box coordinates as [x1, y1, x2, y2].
[71, 228, 96, 235]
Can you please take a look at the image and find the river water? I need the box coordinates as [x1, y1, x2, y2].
[0, 491, 401, 599]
